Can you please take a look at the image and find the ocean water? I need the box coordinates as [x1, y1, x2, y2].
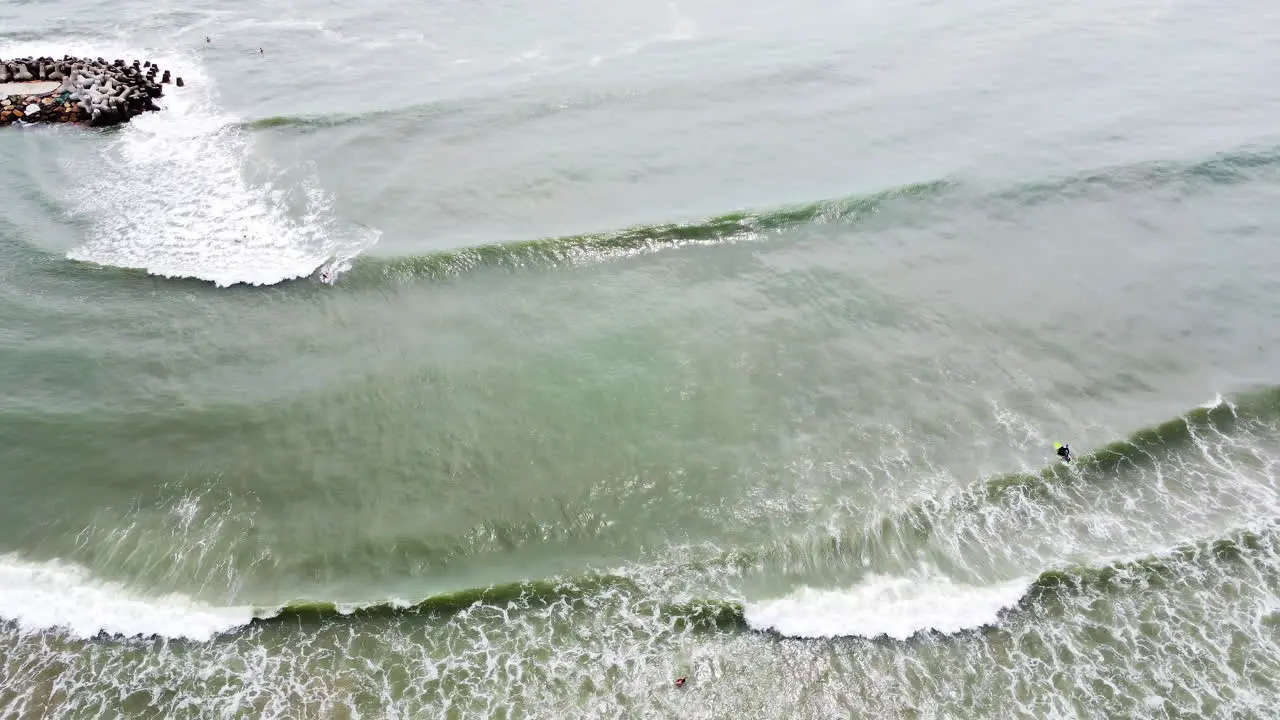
[3, 0, 1280, 716]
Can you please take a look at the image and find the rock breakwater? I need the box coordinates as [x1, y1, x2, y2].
[0, 56, 181, 127]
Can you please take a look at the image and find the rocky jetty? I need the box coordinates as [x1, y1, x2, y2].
[0, 56, 181, 128]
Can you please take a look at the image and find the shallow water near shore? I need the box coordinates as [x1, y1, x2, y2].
[4, 0, 1280, 717]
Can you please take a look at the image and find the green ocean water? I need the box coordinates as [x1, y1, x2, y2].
[3, 0, 1280, 717]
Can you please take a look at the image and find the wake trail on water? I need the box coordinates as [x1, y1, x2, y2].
[3, 390, 1279, 643]
[0, 38, 381, 287]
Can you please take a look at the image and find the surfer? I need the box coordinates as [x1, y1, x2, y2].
[1055, 442, 1071, 463]
[675, 677, 687, 688]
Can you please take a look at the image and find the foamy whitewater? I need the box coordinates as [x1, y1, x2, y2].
[0, 39, 380, 287]
[0, 553, 252, 641]
[744, 572, 1032, 639]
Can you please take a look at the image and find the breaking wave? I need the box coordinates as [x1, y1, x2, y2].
[36, 133, 1280, 289]
[5, 523, 1275, 643]
[8, 40, 384, 287]
[328, 143, 1280, 287]
[4, 387, 1279, 644]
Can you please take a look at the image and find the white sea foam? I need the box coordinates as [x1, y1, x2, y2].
[1201, 392, 1227, 409]
[743, 572, 1031, 639]
[0, 553, 253, 641]
[0, 38, 378, 287]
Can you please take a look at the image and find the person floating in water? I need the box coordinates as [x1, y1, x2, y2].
[675, 677, 687, 688]
[1055, 442, 1071, 463]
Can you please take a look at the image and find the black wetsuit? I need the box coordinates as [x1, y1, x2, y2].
[1056, 444, 1071, 462]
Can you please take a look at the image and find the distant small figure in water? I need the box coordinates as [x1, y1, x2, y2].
[675, 677, 687, 688]
[259, 47, 264, 55]
[1055, 442, 1071, 463]
[320, 269, 333, 283]
[205, 36, 211, 43]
